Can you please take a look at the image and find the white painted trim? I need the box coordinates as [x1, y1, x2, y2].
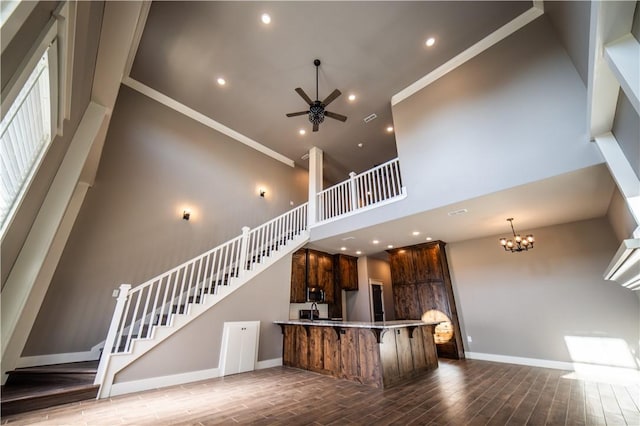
[595, 133, 640, 199]
[109, 356, 284, 397]
[16, 349, 100, 368]
[465, 352, 574, 371]
[110, 367, 220, 397]
[1, 17, 57, 123]
[256, 357, 282, 369]
[122, 77, 295, 168]
[1, 0, 38, 53]
[604, 34, 640, 116]
[586, 1, 636, 138]
[392, 6, 543, 106]
[123, 1, 151, 78]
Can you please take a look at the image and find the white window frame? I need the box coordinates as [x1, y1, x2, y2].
[0, 1, 75, 239]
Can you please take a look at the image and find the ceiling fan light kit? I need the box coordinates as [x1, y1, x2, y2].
[286, 59, 347, 132]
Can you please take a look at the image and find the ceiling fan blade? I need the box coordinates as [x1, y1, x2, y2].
[322, 89, 341, 107]
[325, 111, 347, 122]
[295, 88, 314, 105]
[313, 122, 319, 132]
[286, 111, 309, 117]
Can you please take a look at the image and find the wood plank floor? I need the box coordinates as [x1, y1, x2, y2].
[1, 359, 638, 425]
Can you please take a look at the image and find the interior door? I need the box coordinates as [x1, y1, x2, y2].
[370, 281, 385, 322]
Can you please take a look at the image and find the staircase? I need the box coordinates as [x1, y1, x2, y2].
[1, 361, 99, 416]
[95, 203, 309, 398]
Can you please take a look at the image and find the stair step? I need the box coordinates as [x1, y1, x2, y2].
[1, 361, 99, 416]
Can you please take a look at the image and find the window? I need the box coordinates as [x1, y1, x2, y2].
[0, 48, 53, 234]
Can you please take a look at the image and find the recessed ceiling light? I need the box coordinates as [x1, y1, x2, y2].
[426, 237, 433, 241]
[356, 250, 362, 255]
[372, 240, 379, 244]
[357, 143, 363, 148]
[426, 37, 436, 47]
[412, 231, 420, 236]
[217, 77, 226, 86]
[387, 245, 394, 249]
[386, 126, 394, 133]
[299, 129, 306, 135]
[348, 94, 356, 101]
[340, 246, 347, 251]
[261, 13, 271, 24]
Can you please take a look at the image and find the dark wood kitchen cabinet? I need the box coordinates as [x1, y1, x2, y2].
[290, 249, 307, 303]
[289, 249, 335, 304]
[334, 254, 358, 290]
[307, 249, 334, 303]
[387, 241, 465, 359]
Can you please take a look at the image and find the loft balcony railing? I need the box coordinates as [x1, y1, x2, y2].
[316, 158, 406, 223]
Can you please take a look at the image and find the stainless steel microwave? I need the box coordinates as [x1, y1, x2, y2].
[306, 287, 324, 303]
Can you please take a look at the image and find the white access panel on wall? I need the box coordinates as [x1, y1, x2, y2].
[219, 321, 260, 376]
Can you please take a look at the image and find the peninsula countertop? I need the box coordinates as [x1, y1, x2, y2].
[273, 319, 440, 329]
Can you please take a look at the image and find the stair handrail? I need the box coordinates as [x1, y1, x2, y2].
[98, 203, 308, 360]
[317, 157, 405, 222]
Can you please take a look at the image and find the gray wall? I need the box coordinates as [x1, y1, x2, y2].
[392, 16, 602, 217]
[544, 1, 591, 86]
[1, 1, 104, 287]
[22, 86, 307, 356]
[447, 218, 639, 365]
[115, 250, 293, 382]
[310, 15, 604, 244]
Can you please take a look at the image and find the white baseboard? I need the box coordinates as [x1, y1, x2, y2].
[256, 357, 282, 369]
[465, 352, 574, 371]
[109, 357, 283, 397]
[17, 349, 101, 368]
[110, 367, 220, 397]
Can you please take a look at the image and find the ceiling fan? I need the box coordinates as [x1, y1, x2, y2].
[286, 59, 347, 132]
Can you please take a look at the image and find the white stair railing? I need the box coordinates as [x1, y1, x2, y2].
[98, 203, 308, 361]
[317, 158, 405, 222]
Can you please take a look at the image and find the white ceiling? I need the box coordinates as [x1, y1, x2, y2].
[130, 1, 530, 183]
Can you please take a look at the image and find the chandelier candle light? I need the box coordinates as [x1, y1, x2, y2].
[499, 218, 534, 253]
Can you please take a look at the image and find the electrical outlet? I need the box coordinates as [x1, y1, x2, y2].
[467, 335, 473, 343]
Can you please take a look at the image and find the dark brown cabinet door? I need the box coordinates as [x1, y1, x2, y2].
[388, 249, 416, 284]
[318, 252, 334, 303]
[413, 245, 442, 282]
[305, 250, 334, 303]
[290, 249, 307, 303]
[334, 254, 358, 290]
[393, 284, 420, 319]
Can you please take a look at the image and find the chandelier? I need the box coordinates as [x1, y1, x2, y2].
[499, 218, 534, 253]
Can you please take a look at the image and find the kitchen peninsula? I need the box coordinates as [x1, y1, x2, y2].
[274, 320, 439, 388]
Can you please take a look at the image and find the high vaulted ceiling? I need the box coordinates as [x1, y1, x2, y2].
[130, 1, 530, 183]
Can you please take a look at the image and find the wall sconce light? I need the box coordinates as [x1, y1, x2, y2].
[182, 209, 191, 221]
[259, 189, 266, 198]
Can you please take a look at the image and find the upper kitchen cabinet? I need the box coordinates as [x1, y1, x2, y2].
[334, 254, 358, 290]
[290, 248, 307, 303]
[307, 249, 334, 303]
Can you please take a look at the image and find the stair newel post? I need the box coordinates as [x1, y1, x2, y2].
[238, 226, 251, 278]
[94, 283, 131, 389]
[349, 172, 358, 211]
